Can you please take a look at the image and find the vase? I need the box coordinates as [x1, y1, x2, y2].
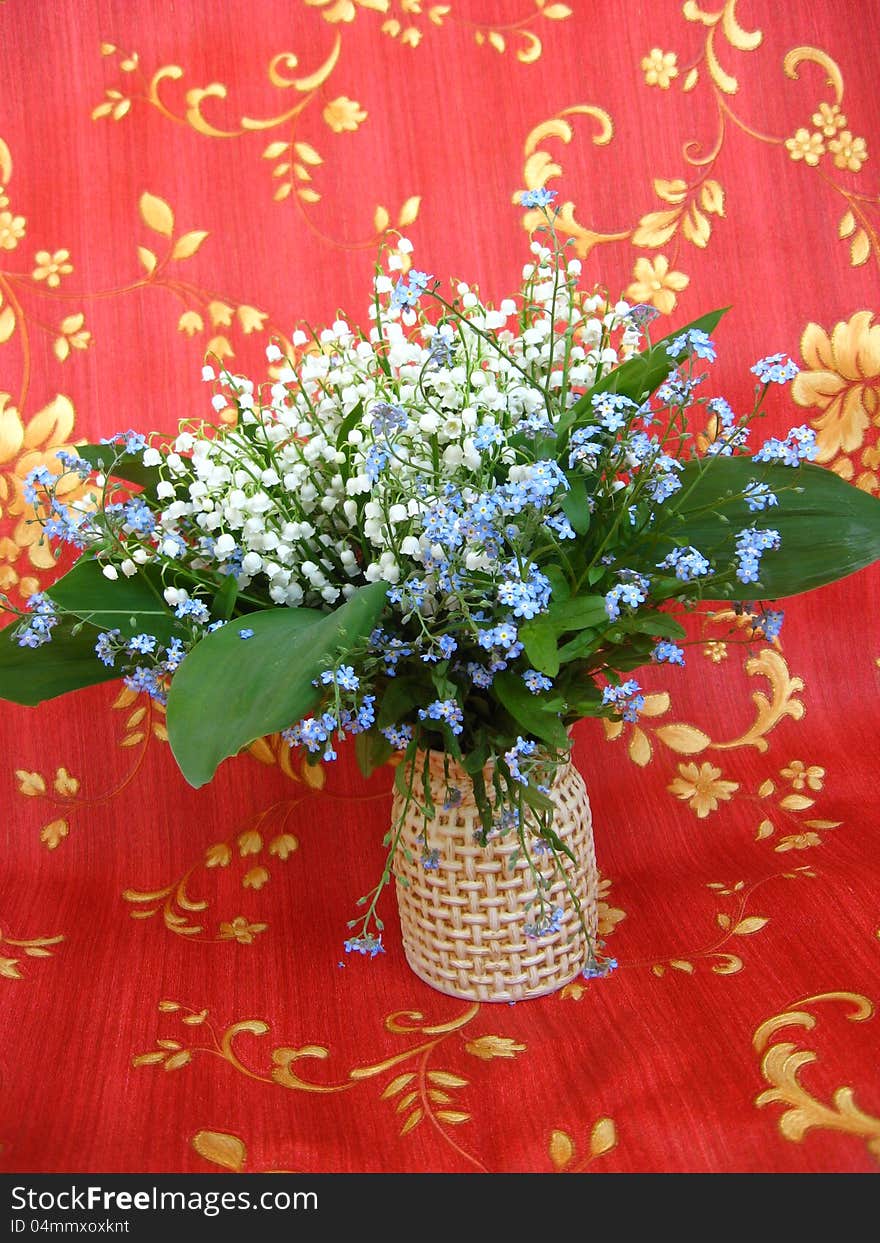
[392, 750, 599, 1002]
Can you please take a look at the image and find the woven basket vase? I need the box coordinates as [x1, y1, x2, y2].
[392, 751, 599, 1002]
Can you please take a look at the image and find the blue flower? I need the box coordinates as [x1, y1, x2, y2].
[94, 629, 121, 667]
[743, 481, 778, 512]
[238, 627, 255, 640]
[174, 598, 211, 625]
[15, 592, 59, 648]
[657, 546, 711, 582]
[520, 188, 557, 208]
[418, 698, 464, 736]
[666, 328, 717, 362]
[504, 735, 537, 784]
[381, 723, 413, 749]
[734, 526, 781, 584]
[127, 633, 157, 655]
[751, 353, 799, 384]
[652, 640, 685, 666]
[602, 680, 644, 723]
[605, 571, 650, 620]
[751, 608, 784, 641]
[343, 934, 385, 958]
[370, 402, 407, 437]
[544, 513, 576, 539]
[523, 669, 553, 694]
[421, 848, 441, 871]
[753, 425, 816, 467]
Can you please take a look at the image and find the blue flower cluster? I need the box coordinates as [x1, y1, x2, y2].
[734, 527, 782, 584]
[753, 425, 816, 467]
[605, 572, 650, 621]
[602, 679, 645, 722]
[751, 353, 799, 384]
[15, 593, 58, 648]
[657, 545, 711, 582]
[417, 698, 464, 736]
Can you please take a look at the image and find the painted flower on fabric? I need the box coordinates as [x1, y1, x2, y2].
[784, 128, 825, 167]
[322, 96, 367, 133]
[0, 393, 92, 591]
[464, 1035, 527, 1060]
[775, 832, 822, 852]
[0, 208, 25, 250]
[828, 130, 868, 173]
[668, 762, 738, 819]
[641, 48, 678, 89]
[218, 916, 267, 944]
[625, 256, 688, 315]
[812, 102, 847, 138]
[792, 312, 880, 477]
[597, 877, 626, 937]
[780, 760, 824, 791]
[32, 249, 73, 287]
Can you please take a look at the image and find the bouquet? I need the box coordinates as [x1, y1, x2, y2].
[4, 192, 880, 969]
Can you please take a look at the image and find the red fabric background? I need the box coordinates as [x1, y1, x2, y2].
[1, 0, 879, 1173]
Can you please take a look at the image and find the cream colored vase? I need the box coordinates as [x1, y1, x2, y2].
[392, 751, 599, 1003]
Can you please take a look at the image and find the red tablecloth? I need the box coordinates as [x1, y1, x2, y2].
[2, 0, 879, 1174]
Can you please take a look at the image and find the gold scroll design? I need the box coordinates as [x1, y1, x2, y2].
[0, 927, 63, 980]
[563, 868, 812, 996]
[15, 686, 167, 850]
[519, 14, 877, 303]
[604, 646, 805, 769]
[120, 783, 394, 940]
[93, 40, 420, 248]
[753, 991, 880, 1163]
[305, 0, 570, 63]
[134, 1000, 555, 1171]
[0, 146, 290, 596]
[123, 801, 303, 943]
[14, 686, 325, 852]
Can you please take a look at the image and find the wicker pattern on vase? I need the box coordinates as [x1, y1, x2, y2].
[392, 751, 598, 1002]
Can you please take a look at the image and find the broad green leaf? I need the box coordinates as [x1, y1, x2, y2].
[520, 616, 560, 677]
[47, 558, 180, 643]
[355, 729, 393, 778]
[376, 675, 425, 728]
[211, 574, 239, 621]
[546, 595, 608, 633]
[612, 612, 686, 640]
[557, 308, 729, 437]
[0, 617, 118, 705]
[668, 458, 880, 598]
[75, 443, 161, 491]
[493, 671, 569, 749]
[166, 581, 387, 786]
[556, 628, 599, 663]
[560, 477, 591, 534]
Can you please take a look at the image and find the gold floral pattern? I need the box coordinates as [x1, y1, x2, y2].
[792, 311, 880, 492]
[0, 928, 63, 979]
[754, 992, 880, 1163]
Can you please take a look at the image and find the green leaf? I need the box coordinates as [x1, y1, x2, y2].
[376, 675, 424, 728]
[557, 308, 729, 438]
[556, 629, 599, 663]
[75, 443, 161, 491]
[166, 581, 387, 786]
[493, 672, 569, 749]
[355, 729, 393, 778]
[47, 558, 179, 643]
[520, 616, 560, 677]
[546, 595, 608, 633]
[560, 477, 591, 534]
[670, 458, 880, 598]
[0, 617, 118, 705]
[211, 574, 239, 621]
[613, 611, 687, 640]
